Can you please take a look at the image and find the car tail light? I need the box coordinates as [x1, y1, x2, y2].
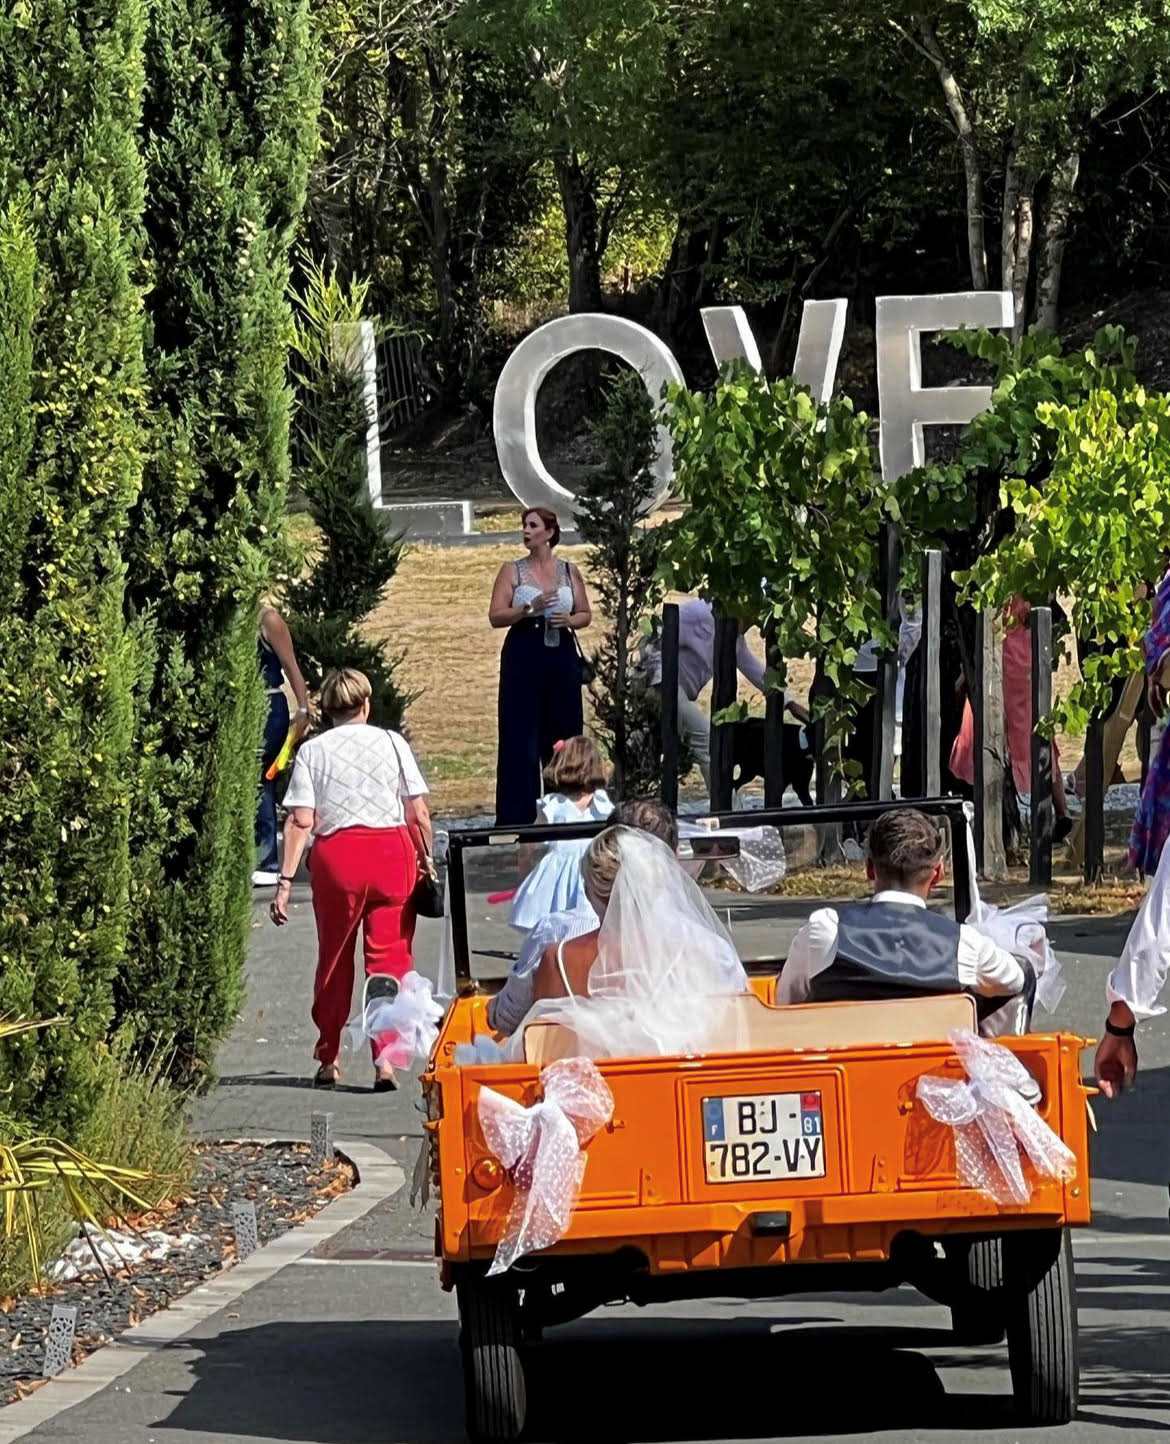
[472, 1157, 504, 1192]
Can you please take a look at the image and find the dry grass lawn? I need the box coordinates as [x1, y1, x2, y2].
[363, 539, 1137, 817]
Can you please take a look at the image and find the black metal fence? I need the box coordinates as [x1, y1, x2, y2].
[657, 555, 1127, 884]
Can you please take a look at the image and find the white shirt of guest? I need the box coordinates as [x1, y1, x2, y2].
[282, 723, 428, 836]
[1107, 836, 1170, 1019]
[778, 890, 1027, 1034]
[644, 599, 766, 700]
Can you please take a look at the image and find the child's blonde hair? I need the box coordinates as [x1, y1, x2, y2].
[545, 734, 607, 795]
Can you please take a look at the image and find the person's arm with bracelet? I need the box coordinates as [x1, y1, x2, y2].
[735, 630, 809, 721]
[271, 748, 316, 926]
[488, 564, 558, 629]
[262, 608, 311, 728]
[1095, 841, 1170, 1096]
[271, 806, 314, 925]
[405, 794, 433, 860]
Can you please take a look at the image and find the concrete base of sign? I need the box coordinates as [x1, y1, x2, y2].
[378, 499, 473, 539]
[376, 501, 582, 549]
[442, 527, 583, 550]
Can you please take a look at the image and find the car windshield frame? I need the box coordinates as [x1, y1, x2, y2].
[444, 796, 974, 992]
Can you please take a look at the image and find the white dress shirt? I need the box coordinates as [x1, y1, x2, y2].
[779, 890, 1028, 1035]
[643, 599, 766, 699]
[283, 723, 428, 835]
[488, 902, 598, 1036]
[1107, 838, 1170, 1019]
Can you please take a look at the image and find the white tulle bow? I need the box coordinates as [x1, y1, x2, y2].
[342, 971, 445, 1070]
[916, 1030, 1076, 1205]
[477, 1058, 614, 1276]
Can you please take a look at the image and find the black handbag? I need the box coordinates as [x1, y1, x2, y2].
[412, 854, 446, 919]
[572, 630, 596, 685]
[389, 731, 445, 918]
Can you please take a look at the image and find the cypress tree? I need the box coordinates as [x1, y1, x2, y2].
[121, 1, 320, 1079]
[0, 4, 148, 1130]
[285, 264, 408, 728]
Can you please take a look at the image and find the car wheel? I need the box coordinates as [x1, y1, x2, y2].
[1004, 1227, 1079, 1424]
[458, 1276, 527, 1442]
[949, 1235, 1006, 1345]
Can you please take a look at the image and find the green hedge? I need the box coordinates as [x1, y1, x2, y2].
[285, 263, 408, 729]
[116, 0, 320, 1082]
[0, 4, 149, 1135]
[0, 2, 321, 1134]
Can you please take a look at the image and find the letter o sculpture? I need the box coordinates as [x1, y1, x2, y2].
[492, 314, 685, 518]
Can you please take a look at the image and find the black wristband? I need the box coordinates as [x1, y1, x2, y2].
[1104, 1018, 1136, 1038]
[278, 874, 296, 883]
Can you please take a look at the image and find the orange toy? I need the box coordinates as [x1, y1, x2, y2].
[425, 799, 1093, 1442]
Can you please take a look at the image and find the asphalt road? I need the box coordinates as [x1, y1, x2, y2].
[15, 868, 1169, 1444]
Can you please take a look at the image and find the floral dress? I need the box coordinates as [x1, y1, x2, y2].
[1130, 570, 1170, 876]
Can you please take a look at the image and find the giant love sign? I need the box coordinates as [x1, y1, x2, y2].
[492, 290, 1015, 516]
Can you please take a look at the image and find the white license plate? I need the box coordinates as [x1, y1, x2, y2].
[702, 1091, 825, 1184]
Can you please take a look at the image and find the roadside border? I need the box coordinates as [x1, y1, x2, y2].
[0, 1140, 404, 1443]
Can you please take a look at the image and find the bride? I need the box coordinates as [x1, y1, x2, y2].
[507, 825, 749, 1059]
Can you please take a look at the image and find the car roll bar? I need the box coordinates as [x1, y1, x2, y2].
[445, 796, 973, 989]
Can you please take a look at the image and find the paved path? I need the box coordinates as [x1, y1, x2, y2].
[11, 868, 1170, 1443]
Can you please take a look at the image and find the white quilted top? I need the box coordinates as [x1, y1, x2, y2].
[283, 723, 429, 836]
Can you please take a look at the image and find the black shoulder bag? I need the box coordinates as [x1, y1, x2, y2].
[563, 561, 596, 684]
[389, 732, 445, 919]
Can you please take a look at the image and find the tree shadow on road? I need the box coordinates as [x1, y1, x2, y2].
[151, 1308, 1170, 1443]
[216, 1072, 375, 1096]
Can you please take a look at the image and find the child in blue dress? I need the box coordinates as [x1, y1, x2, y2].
[509, 735, 613, 931]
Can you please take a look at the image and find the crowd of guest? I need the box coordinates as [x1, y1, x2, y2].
[250, 507, 1170, 1094]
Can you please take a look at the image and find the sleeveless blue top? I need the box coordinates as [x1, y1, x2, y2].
[258, 635, 284, 689]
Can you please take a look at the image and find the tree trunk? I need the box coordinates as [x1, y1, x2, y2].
[613, 597, 629, 799]
[1008, 179, 1035, 341]
[918, 17, 987, 290]
[1033, 147, 1081, 333]
[999, 81, 1034, 339]
[650, 219, 722, 365]
[555, 152, 604, 313]
[426, 165, 461, 401]
[1001, 146, 1021, 293]
[1002, 137, 1035, 342]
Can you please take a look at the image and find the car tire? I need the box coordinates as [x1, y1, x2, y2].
[949, 1235, 1006, 1345]
[458, 1277, 527, 1443]
[1005, 1227, 1079, 1424]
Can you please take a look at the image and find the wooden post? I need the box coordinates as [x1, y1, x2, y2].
[1069, 670, 1145, 869]
[871, 523, 899, 800]
[710, 610, 738, 812]
[810, 657, 842, 861]
[1083, 712, 1105, 883]
[974, 610, 1007, 879]
[921, 550, 942, 797]
[660, 603, 680, 812]
[1139, 706, 1152, 789]
[1029, 606, 1054, 886]
[763, 616, 785, 808]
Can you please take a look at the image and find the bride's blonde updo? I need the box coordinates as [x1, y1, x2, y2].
[582, 824, 634, 916]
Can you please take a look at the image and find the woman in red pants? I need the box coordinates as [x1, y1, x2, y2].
[270, 668, 432, 1091]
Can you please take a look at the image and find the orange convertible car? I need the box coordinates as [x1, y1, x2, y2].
[421, 798, 1091, 1442]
